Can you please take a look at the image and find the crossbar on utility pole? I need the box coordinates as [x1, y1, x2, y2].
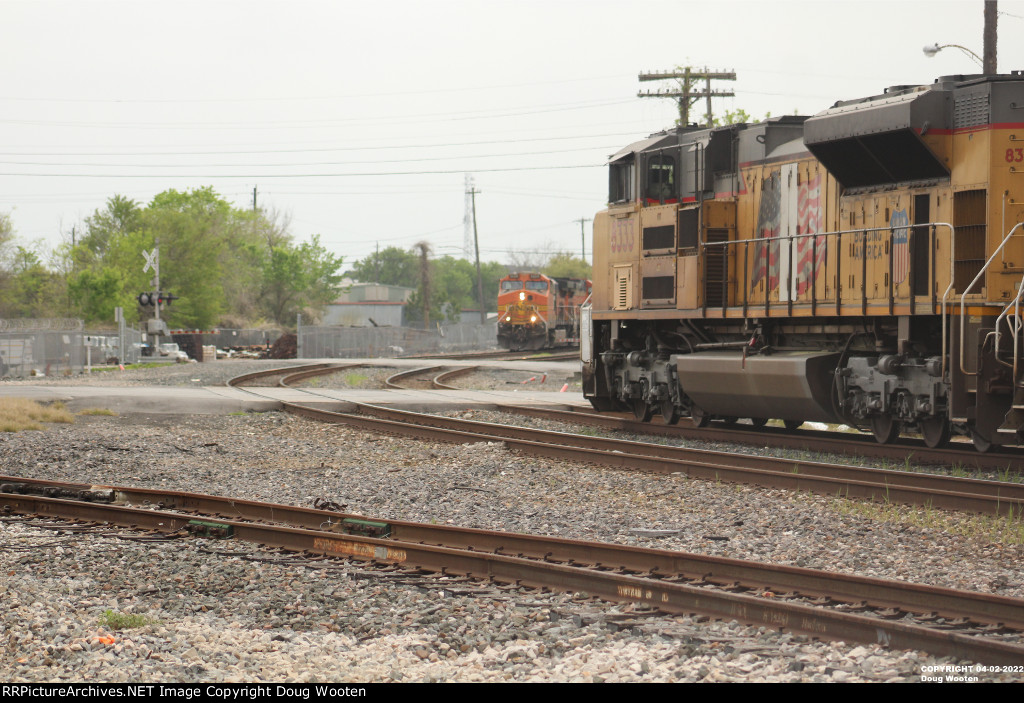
[638, 66, 736, 126]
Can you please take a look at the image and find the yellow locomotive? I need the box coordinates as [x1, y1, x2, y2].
[583, 73, 1024, 451]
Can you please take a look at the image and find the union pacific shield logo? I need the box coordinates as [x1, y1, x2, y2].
[890, 209, 910, 285]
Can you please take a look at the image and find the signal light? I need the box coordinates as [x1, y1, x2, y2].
[138, 292, 179, 307]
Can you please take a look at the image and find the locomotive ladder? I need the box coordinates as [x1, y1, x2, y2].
[960, 221, 1024, 439]
[995, 271, 1024, 438]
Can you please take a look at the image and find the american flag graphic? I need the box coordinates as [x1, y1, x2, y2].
[795, 171, 825, 295]
[890, 208, 910, 285]
[750, 170, 781, 290]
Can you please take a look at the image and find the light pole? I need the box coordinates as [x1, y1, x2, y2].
[922, 43, 984, 68]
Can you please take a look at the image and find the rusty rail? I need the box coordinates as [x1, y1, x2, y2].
[4, 482, 1024, 665]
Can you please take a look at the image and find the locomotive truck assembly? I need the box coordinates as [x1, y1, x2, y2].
[582, 72, 1024, 451]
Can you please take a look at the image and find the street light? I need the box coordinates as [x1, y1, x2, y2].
[923, 43, 984, 68]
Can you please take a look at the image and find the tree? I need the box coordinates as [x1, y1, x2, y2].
[259, 235, 345, 325]
[710, 108, 772, 127]
[67, 268, 126, 323]
[0, 245, 63, 318]
[78, 195, 141, 261]
[543, 252, 592, 280]
[348, 246, 420, 287]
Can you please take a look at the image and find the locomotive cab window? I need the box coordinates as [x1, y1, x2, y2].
[500, 280, 524, 291]
[525, 280, 548, 292]
[609, 158, 635, 204]
[644, 154, 676, 202]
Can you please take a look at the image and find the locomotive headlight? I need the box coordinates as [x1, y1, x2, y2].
[530, 315, 537, 323]
[519, 291, 526, 301]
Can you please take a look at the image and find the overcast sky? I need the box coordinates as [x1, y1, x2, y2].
[1, 0, 1020, 270]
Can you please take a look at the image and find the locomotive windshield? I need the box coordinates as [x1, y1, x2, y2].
[525, 280, 548, 292]
[644, 153, 675, 201]
[500, 280, 524, 291]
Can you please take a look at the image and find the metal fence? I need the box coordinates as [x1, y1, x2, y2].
[83, 326, 147, 368]
[298, 323, 497, 359]
[0, 319, 85, 378]
[0, 319, 157, 379]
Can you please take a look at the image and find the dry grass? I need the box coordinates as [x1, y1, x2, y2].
[825, 494, 1024, 546]
[0, 398, 75, 432]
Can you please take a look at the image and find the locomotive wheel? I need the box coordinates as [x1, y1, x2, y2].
[750, 418, 768, 427]
[783, 420, 803, 431]
[971, 429, 993, 454]
[870, 415, 899, 444]
[631, 399, 653, 422]
[920, 417, 950, 449]
[690, 405, 711, 428]
[661, 398, 681, 425]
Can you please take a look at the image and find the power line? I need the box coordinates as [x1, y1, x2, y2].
[0, 72, 636, 105]
[0, 131, 639, 158]
[0, 144, 616, 169]
[0, 164, 604, 179]
[0, 98, 635, 131]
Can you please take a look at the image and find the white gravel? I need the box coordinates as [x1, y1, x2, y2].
[0, 361, 1021, 682]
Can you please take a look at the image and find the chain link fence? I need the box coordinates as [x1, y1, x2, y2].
[298, 323, 497, 359]
[0, 320, 85, 378]
[0, 319, 155, 378]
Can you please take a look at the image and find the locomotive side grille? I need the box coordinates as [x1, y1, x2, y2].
[704, 228, 730, 308]
[613, 266, 632, 310]
[954, 189, 987, 292]
[954, 93, 990, 129]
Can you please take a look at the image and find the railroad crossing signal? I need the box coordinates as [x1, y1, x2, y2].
[137, 291, 178, 307]
[142, 248, 158, 274]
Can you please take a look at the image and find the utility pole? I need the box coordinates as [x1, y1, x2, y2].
[468, 186, 485, 325]
[252, 186, 258, 211]
[463, 174, 475, 259]
[984, 0, 998, 74]
[638, 67, 737, 126]
[576, 217, 591, 263]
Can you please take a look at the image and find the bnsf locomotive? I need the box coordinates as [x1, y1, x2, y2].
[498, 272, 592, 351]
[583, 72, 1024, 451]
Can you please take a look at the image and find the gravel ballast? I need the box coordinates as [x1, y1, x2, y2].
[1, 361, 1021, 682]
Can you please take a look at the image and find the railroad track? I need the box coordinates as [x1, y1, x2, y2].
[494, 405, 1024, 473]
[400, 349, 578, 362]
[223, 365, 1024, 518]
[3, 475, 1023, 665]
[247, 361, 1024, 471]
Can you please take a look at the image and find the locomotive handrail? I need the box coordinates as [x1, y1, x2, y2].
[959, 222, 1024, 376]
[580, 294, 593, 365]
[702, 223, 954, 306]
[703, 222, 958, 378]
[992, 271, 1024, 379]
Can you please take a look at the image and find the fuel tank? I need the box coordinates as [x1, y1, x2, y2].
[673, 351, 842, 423]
